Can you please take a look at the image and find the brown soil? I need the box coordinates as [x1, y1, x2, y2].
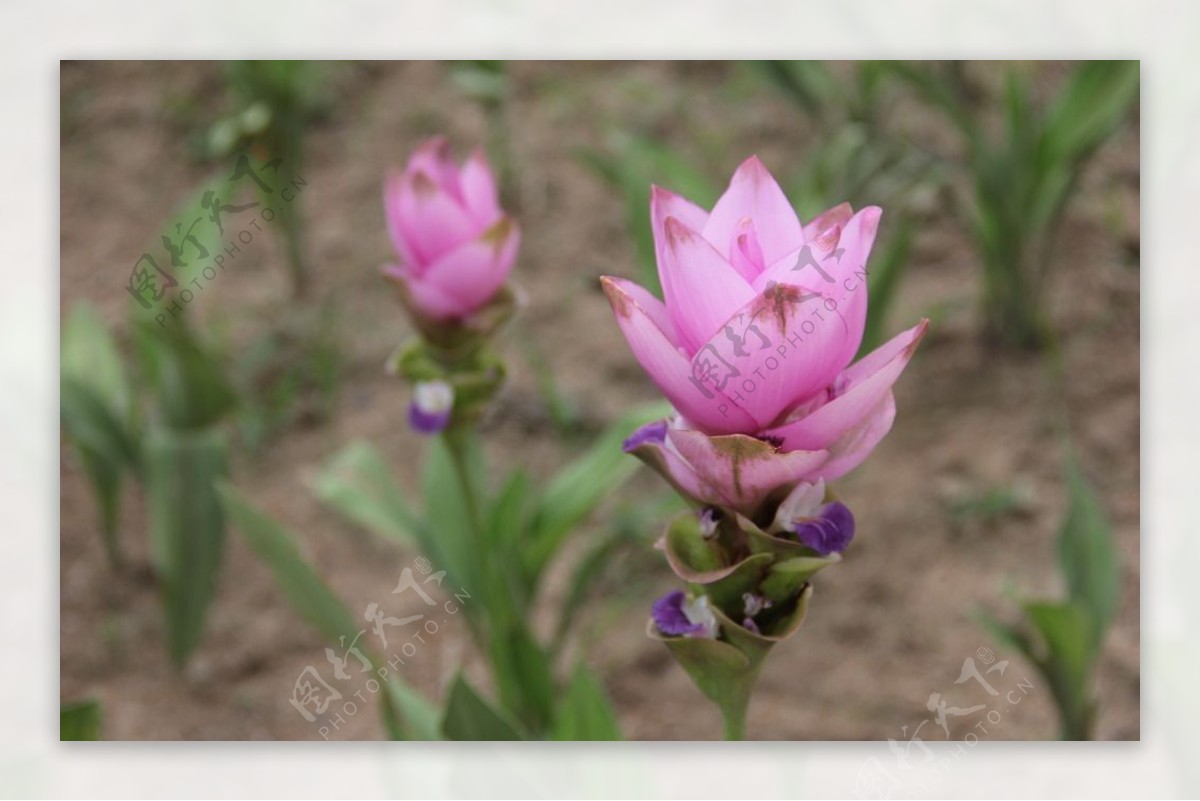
[59, 61, 1140, 740]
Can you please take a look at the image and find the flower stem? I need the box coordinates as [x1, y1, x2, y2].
[720, 684, 752, 741]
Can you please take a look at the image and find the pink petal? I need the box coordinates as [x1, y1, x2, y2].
[750, 206, 883, 381]
[382, 262, 469, 321]
[667, 426, 828, 515]
[421, 217, 519, 317]
[702, 156, 803, 266]
[651, 185, 710, 265]
[658, 216, 756, 354]
[396, 168, 478, 265]
[689, 281, 850, 430]
[459, 148, 502, 229]
[814, 393, 896, 481]
[407, 137, 462, 200]
[601, 276, 757, 434]
[802, 202, 854, 242]
[764, 319, 927, 452]
[384, 169, 422, 272]
[729, 217, 767, 283]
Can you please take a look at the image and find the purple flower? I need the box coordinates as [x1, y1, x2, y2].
[651, 590, 719, 638]
[792, 501, 856, 556]
[408, 380, 454, 435]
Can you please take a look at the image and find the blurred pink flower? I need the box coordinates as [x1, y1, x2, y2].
[606, 156, 926, 515]
[383, 137, 519, 321]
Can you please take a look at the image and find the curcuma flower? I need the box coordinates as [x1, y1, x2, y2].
[383, 137, 520, 324]
[605, 155, 927, 519]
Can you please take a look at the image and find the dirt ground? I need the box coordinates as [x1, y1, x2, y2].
[59, 61, 1140, 741]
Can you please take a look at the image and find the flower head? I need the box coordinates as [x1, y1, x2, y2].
[383, 137, 519, 323]
[606, 156, 926, 518]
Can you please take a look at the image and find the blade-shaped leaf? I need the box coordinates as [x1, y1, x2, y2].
[1057, 460, 1119, 651]
[1040, 61, 1138, 166]
[61, 377, 141, 472]
[311, 440, 423, 547]
[135, 321, 237, 430]
[381, 676, 442, 741]
[62, 305, 132, 420]
[145, 426, 229, 666]
[441, 673, 525, 741]
[552, 665, 622, 741]
[220, 483, 438, 738]
[218, 481, 359, 645]
[527, 402, 671, 580]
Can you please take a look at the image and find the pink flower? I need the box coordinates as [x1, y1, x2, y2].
[605, 156, 927, 516]
[383, 137, 519, 322]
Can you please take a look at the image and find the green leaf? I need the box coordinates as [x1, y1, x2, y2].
[61, 308, 140, 567]
[381, 676, 442, 741]
[60, 699, 102, 741]
[1023, 599, 1098, 738]
[135, 321, 237, 430]
[1057, 461, 1119, 651]
[219, 481, 360, 646]
[60, 377, 141, 473]
[76, 448, 124, 566]
[420, 435, 482, 594]
[527, 402, 671, 580]
[441, 673, 525, 741]
[145, 426, 229, 666]
[220, 483, 439, 738]
[488, 623, 556, 735]
[552, 665, 622, 741]
[311, 440, 423, 547]
[752, 61, 835, 119]
[1040, 61, 1138, 167]
[62, 305, 132, 421]
[857, 220, 915, 356]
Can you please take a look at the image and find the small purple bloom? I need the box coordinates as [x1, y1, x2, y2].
[408, 380, 454, 435]
[651, 590, 719, 638]
[623, 419, 668, 453]
[698, 506, 721, 538]
[742, 617, 761, 635]
[792, 501, 855, 556]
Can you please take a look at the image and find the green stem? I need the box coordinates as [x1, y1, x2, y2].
[441, 425, 483, 539]
[722, 693, 750, 741]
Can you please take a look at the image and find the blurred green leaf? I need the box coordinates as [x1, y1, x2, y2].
[752, 61, 834, 119]
[552, 665, 622, 741]
[311, 440, 424, 547]
[857, 219, 916, 356]
[381, 676, 442, 741]
[221, 483, 439, 738]
[577, 136, 718, 295]
[145, 426, 229, 666]
[219, 482, 359, 646]
[1058, 461, 1119, 650]
[60, 377, 141, 475]
[421, 435, 485, 596]
[60, 699, 102, 741]
[488, 623, 556, 735]
[135, 322, 237, 430]
[62, 305, 132, 420]
[1040, 61, 1138, 166]
[1024, 599, 1098, 739]
[527, 402, 671, 581]
[441, 673, 525, 741]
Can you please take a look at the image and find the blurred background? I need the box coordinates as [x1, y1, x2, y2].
[59, 60, 1139, 740]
